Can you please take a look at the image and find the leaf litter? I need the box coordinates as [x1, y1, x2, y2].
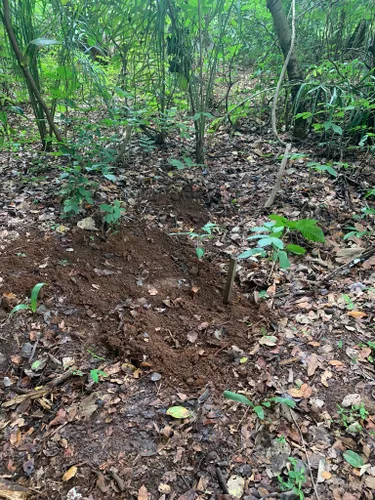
[0, 129, 375, 499]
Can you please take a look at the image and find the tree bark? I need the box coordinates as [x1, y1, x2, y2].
[266, 0, 306, 137]
[1, 0, 64, 145]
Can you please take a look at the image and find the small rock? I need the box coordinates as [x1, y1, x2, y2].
[21, 343, 33, 359]
[150, 372, 162, 382]
[3, 376, 12, 387]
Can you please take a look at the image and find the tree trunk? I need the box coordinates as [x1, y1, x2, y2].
[266, 0, 306, 137]
[1, 0, 64, 145]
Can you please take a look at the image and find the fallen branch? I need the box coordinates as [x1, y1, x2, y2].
[264, 143, 292, 208]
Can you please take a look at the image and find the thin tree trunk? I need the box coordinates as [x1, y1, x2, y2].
[266, 0, 306, 138]
[1, 0, 64, 144]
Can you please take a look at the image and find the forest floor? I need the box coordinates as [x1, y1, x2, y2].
[1, 127, 375, 500]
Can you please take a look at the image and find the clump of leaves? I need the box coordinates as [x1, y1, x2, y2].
[170, 222, 218, 260]
[168, 156, 201, 170]
[238, 215, 325, 269]
[10, 283, 47, 317]
[100, 199, 125, 227]
[223, 390, 296, 420]
[278, 457, 307, 500]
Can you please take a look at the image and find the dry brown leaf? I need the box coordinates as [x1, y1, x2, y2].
[329, 360, 345, 368]
[288, 383, 312, 399]
[347, 311, 367, 319]
[138, 485, 149, 500]
[307, 353, 320, 377]
[0, 478, 29, 499]
[62, 465, 77, 482]
[147, 287, 158, 296]
[321, 370, 333, 387]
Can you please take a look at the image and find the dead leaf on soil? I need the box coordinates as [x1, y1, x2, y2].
[347, 311, 367, 319]
[288, 384, 313, 399]
[138, 485, 149, 500]
[321, 370, 333, 387]
[227, 475, 245, 498]
[317, 458, 331, 483]
[307, 353, 320, 376]
[0, 478, 30, 499]
[62, 465, 77, 482]
[147, 288, 159, 296]
[259, 335, 278, 347]
[77, 217, 98, 231]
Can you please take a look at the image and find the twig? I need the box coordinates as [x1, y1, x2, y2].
[289, 407, 320, 500]
[264, 143, 292, 208]
[215, 466, 229, 494]
[223, 257, 237, 304]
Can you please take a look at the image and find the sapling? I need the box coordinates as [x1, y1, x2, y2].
[9, 283, 47, 317]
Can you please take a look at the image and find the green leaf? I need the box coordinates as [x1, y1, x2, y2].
[270, 397, 296, 408]
[237, 248, 265, 259]
[293, 220, 325, 242]
[196, 247, 205, 259]
[166, 406, 191, 419]
[269, 214, 288, 226]
[30, 283, 46, 313]
[223, 391, 253, 407]
[29, 38, 60, 48]
[31, 359, 43, 371]
[257, 237, 284, 249]
[90, 369, 108, 383]
[277, 251, 291, 269]
[343, 450, 365, 468]
[253, 406, 265, 419]
[9, 303, 30, 317]
[285, 244, 306, 255]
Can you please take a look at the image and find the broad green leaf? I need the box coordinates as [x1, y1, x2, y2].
[166, 406, 191, 419]
[270, 397, 296, 408]
[223, 391, 253, 407]
[196, 247, 205, 259]
[30, 283, 46, 312]
[31, 359, 43, 371]
[257, 237, 284, 249]
[285, 244, 306, 255]
[277, 251, 291, 269]
[9, 303, 30, 317]
[343, 450, 365, 468]
[253, 406, 265, 419]
[237, 248, 265, 259]
[269, 214, 288, 226]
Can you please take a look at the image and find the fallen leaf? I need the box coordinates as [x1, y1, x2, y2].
[329, 360, 345, 368]
[77, 217, 98, 230]
[138, 485, 149, 500]
[0, 478, 29, 499]
[158, 483, 171, 494]
[62, 465, 77, 482]
[288, 383, 313, 399]
[227, 475, 245, 498]
[147, 288, 158, 296]
[347, 311, 367, 319]
[166, 406, 191, 419]
[259, 335, 278, 347]
[307, 353, 320, 376]
[187, 331, 198, 343]
[321, 370, 333, 387]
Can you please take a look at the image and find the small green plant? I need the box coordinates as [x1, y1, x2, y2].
[223, 390, 296, 420]
[341, 294, 355, 310]
[9, 283, 47, 317]
[90, 369, 108, 383]
[168, 156, 201, 170]
[337, 403, 369, 431]
[170, 222, 218, 260]
[306, 161, 338, 177]
[238, 215, 325, 269]
[343, 225, 372, 241]
[278, 457, 307, 500]
[100, 199, 125, 227]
